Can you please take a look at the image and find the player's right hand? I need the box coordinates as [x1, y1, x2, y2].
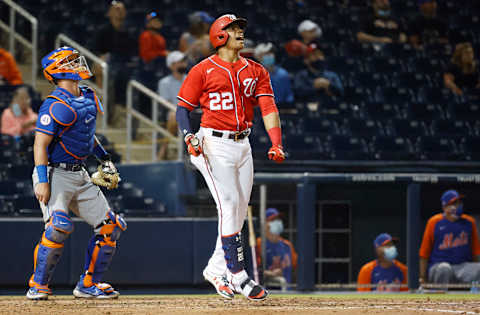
[185, 133, 202, 157]
[35, 182, 51, 204]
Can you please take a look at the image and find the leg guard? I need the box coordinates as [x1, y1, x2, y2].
[81, 211, 126, 287]
[222, 232, 245, 274]
[31, 211, 73, 287]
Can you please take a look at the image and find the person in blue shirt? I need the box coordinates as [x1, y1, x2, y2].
[294, 41, 344, 102]
[256, 208, 298, 289]
[254, 43, 294, 107]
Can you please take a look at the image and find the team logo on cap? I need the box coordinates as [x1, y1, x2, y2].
[225, 14, 236, 20]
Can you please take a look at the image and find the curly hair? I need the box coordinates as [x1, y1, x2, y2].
[451, 42, 476, 73]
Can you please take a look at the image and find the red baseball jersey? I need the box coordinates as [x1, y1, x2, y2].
[177, 54, 274, 131]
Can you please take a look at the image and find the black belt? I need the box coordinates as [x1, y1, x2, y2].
[212, 129, 250, 141]
[49, 163, 85, 172]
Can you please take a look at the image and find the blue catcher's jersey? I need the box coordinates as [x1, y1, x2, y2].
[35, 86, 104, 163]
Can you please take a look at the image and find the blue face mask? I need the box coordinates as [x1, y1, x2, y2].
[12, 103, 22, 117]
[383, 246, 398, 261]
[269, 220, 284, 235]
[262, 54, 275, 67]
[377, 9, 391, 17]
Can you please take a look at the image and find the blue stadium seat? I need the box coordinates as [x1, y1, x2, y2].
[328, 135, 370, 160]
[461, 136, 480, 160]
[284, 135, 327, 160]
[392, 119, 429, 138]
[348, 119, 383, 138]
[372, 136, 416, 160]
[365, 102, 402, 120]
[432, 120, 470, 138]
[417, 137, 460, 160]
[452, 103, 480, 122]
[408, 103, 445, 121]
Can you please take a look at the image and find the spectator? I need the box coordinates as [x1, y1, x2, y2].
[139, 11, 168, 64]
[256, 208, 297, 291]
[294, 42, 344, 102]
[94, 1, 136, 123]
[178, 11, 214, 66]
[157, 51, 187, 159]
[407, 0, 448, 49]
[444, 42, 480, 96]
[357, 233, 408, 292]
[357, 0, 407, 45]
[419, 190, 480, 286]
[297, 20, 322, 45]
[254, 43, 294, 107]
[1, 86, 37, 137]
[0, 48, 23, 86]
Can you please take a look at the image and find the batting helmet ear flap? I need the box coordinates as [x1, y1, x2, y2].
[209, 14, 247, 49]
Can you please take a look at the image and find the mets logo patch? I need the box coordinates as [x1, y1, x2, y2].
[40, 114, 51, 126]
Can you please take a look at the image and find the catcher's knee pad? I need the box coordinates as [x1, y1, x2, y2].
[95, 211, 127, 242]
[31, 232, 65, 286]
[45, 211, 74, 243]
[221, 232, 245, 274]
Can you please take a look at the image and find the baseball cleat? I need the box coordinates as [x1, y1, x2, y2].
[73, 275, 119, 299]
[203, 269, 235, 299]
[26, 286, 49, 300]
[235, 278, 268, 301]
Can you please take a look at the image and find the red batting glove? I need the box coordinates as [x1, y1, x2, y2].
[185, 134, 202, 157]
[268, 144, 285, 163]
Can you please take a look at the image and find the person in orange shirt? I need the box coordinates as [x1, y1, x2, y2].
[357, 233, 408, 291]
[1, 86, 37, 137]
[0, 48, 23, 86]
[138, 11, 168, 64]
[419, 190, 480, 285]
[255, 208, 298, 288]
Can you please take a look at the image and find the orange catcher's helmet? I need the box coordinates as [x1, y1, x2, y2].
[41, 46, 92, 83]
[209, 14, 247, 49]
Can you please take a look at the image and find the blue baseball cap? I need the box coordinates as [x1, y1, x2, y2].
[374, 233, 398, 248]
[266, 208, 280, 221]
[145, 11, 161, 24]
[189, 11, 214, 24]
[441, 190, 464, 207]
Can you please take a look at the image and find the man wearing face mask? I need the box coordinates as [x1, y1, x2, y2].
[357, 233, 408, 291]
[254, 43, 294, 107]
[357, 0, 407, 45]
[419, 190, 480, 286]
[255, 208, 298, 288]
[294, 42, 343, 102]
[407, 0, 449, 50]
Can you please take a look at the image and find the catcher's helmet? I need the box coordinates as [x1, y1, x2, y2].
[209, 14, 247, 49]
[41, 46, 92, 83]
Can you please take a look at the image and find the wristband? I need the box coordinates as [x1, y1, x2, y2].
[36, 165, 48, 183]
[267, 126, 282, 146]
[93, 143, 108, 160]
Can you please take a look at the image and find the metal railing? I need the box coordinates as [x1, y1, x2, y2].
[0, 0, 38, 88]
[126, 79, 182, 162]
[55, 33, 109, 131]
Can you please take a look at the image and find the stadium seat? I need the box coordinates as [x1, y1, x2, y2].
[461, 136, 480, 160]
[432, 120, 470, 138]
[392, 119, 429, 138]
[348, 119, 383, 138]
[328, 136, 370, 160]
[372, 136, 416, 160]
[417, 137, 461, 161]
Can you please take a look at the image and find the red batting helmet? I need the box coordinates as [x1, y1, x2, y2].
[209, 14, 247, 49]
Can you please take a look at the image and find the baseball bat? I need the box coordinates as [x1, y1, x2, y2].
[247, 205, 260, 284]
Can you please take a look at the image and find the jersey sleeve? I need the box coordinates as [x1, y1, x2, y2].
[395, 261, 409, 292]
[466, 215, 480, 257]
[255, 66, 274, 98]
[35, 99, 59, 136]
[357, 262, 373, 292]
[283, 239, 298, 270]
[177, 64, 204, 111]
[255, 237, 262, 268]
[419, 216, 437, 259]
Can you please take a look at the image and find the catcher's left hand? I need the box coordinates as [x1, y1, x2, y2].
[91, 161, 121, 190]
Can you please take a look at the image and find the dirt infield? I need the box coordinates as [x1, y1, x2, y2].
[1, 294, 480, 314]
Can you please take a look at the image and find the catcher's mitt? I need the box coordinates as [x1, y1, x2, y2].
[91, 161, 120, 190]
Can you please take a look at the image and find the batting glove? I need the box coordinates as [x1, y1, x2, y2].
[185, 133, 202, 157]
[268, 144, 285, 163]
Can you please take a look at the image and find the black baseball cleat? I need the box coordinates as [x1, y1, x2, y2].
[237, 278, 268, 301]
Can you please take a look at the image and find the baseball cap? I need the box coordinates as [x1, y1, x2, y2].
[441, 189, 464, 207]
[266, 208, 281, 221]
[166, 51, 185, 68]
[297, 20, 322, 38]
[254, 42, 273, 60]
[306, 41, 321, 55]
[189, 11, 214, 24]
[374, 233, 398, 248]
[145, 11, 160, 23]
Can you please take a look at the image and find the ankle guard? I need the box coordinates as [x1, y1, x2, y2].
[221, 232, 245, 274]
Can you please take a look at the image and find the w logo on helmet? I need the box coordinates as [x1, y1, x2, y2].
[224, 14, 237, 20]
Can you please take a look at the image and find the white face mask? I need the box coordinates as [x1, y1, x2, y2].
[269, 220, 284, 235]
[383, 246, 398, 261]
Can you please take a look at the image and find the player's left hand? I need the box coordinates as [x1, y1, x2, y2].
[185, 133, 203, 157]
[268, 144, 285, 163]
[91, 160, 121, 190]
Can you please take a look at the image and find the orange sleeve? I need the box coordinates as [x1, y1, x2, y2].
[465, 215, 480, 257]
[139, 31, 154, 63]
[177, 64, 204, 110]
[419, 214, 441, 259]
[255, 237, 262, 268]
[394, 260, 409, 292]
[5, 52, 23, 85]
[283, 239, 298, 270]
[357, 261, 374, 292]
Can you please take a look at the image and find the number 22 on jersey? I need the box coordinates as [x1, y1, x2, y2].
[209, 92, 233, 110]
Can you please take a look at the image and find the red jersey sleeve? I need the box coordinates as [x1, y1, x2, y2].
[419, 214, 442, 259]
[255, 66, 274, 98]
[177, 64, 204, 111]
[357, 261, 374, 292]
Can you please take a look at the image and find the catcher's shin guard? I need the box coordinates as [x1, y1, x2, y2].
[31, 211, 73, 286]
[222, 232, 245, 274]
[82, 211, 126, 286]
